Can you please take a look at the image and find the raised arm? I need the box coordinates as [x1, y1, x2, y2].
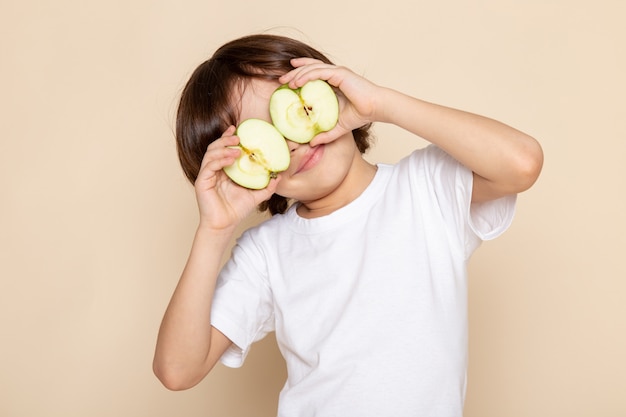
[153, 225, 234, 391]
[153, 127, 279, 390]
[280, 59, 543, 202]
[375, 89, 543, 202]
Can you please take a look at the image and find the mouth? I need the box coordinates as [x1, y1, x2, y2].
[294, 144, 325, 174]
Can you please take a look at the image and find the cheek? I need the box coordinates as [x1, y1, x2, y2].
[275, 160, 347, 200]
[275, 135, 358, 199]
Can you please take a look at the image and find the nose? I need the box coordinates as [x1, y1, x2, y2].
[286, 139, 301, 153]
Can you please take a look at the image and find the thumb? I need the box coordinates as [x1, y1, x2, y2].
[309, 125, 349, 147]
[252, 175, 281, 204]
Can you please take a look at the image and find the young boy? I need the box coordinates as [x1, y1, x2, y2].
[154, 34, 543, 416]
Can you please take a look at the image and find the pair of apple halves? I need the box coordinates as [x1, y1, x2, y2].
[223, 79, 339, 190]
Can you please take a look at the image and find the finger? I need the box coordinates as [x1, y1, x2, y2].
[202, 146, 240, 172]
[280, 61, 336, 88]
[309, 125, 349, 147]
[254, 175, 281, 202]
[215, 174, 280, 209]
[205, 125, 238, 150]
[221, 124, 237, 137]
[280, 58, 325, 79]
[292, 57, 323, 66]
[199, 142, 241, 178]
[200, 126, 239, 164]
[213, 125, 238, 147]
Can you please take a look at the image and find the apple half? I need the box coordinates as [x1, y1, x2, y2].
[269, 79, 339, 144]
[223, 119, 290, 190]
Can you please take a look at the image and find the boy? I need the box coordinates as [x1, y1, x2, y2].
[154, 34, 543, 416]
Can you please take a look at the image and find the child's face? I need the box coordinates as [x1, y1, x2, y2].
[238, 79, 361, 204]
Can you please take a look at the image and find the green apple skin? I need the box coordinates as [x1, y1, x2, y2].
[269, 79, 339, 144]
[223, 119, 291, 190]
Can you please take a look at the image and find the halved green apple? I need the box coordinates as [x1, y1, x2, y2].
[269, 79, 339, 143]
[223, 119, 290, 190]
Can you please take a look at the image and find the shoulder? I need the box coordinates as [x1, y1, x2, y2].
[235, 208, 294, 250]
[388, 145, 470, 191]
[402, 145, 465, 171]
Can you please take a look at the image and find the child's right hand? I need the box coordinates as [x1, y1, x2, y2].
[194, 126, 279, 231]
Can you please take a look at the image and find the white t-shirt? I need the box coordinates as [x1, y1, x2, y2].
[211, 145, 516, 417]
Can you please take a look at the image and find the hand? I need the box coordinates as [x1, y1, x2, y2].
[279, 58, 383, 146]
[194, 126, 279, 230]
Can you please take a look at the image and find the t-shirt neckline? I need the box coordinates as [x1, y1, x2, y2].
[285, 163, 392, 234]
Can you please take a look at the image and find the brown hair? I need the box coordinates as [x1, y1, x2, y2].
[175, 34, 373, 215]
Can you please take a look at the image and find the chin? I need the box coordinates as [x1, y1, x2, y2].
[279, 170, 347, 203]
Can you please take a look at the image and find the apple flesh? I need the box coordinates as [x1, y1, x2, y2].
[269, 79, 339, 144]
[223, 119, 290, 190]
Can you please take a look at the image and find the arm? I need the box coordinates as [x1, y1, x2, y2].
[153, 226, 234, 391]
[281, 59, 543, 202]
[375, 88, 543, 202]
[153, 127, 278, 390]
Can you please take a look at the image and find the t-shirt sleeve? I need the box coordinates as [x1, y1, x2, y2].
[416, 145, 516, 258]
[211, 232, 275, 368]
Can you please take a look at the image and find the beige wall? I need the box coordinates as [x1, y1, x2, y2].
[1, 0, 624, 416]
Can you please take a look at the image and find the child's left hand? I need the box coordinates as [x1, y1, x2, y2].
[279, 58, 385, 146]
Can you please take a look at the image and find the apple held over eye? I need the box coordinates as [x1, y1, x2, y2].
[269, 79, 339, 144]
[223, 119, 291, 190]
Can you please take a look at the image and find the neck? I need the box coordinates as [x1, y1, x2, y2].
[296, 154, 377, 219]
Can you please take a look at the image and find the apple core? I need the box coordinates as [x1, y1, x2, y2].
[223, 119, 291, 189]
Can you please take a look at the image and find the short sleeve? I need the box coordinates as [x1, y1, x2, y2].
[468, 196, 516, 241]
[211, 232, 275, 368]
[415, 145, 516, 258]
